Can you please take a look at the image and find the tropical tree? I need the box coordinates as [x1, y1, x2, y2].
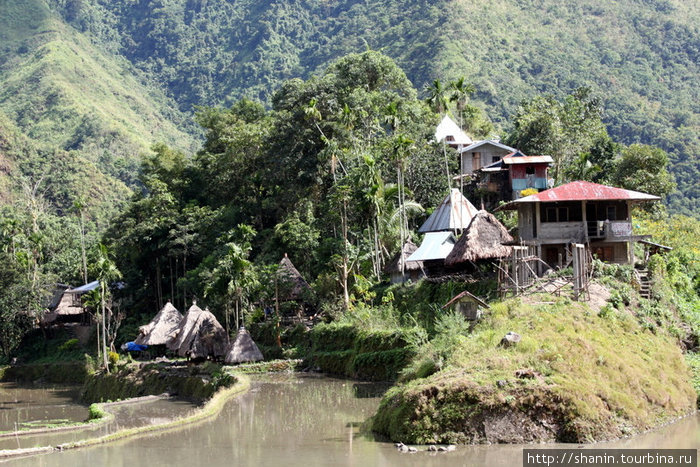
[91, 243, 122, 371]
[425, 79, 448, 115]
[204, 225, 258, 337]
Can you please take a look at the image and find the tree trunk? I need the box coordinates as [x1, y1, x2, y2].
[101, 282, 109, 373]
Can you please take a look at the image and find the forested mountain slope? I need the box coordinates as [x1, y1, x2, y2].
[0, 0, 197, 216]
[1, 0, 698, 215]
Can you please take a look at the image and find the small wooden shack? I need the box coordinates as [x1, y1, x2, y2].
[224, 327, 264, 364]
[275, 254, 314, 320]
[43, 281, 100, 325]
[442, 290, 490, 320]
[167, 302, 227, 359]
[134, 301, 183, 346]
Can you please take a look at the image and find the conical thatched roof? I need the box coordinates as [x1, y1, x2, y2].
[224, 327, 264, 364]
[167, 303, 227, 358]
[445, 210, 514, 266]
[418, 188, 479, 233]
[134, 301, 183, 346]
[383, 240, 422, 273]
[277, 254, 312, 301]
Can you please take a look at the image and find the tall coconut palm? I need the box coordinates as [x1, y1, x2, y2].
[425, 79, 448, 115]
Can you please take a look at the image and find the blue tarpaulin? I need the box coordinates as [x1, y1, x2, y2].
[123, 342, 148, 352]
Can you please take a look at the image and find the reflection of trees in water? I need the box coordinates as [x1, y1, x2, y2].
[0, 384, 85, 431]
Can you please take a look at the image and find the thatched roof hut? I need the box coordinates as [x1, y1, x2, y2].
[134, 301, 183, 346]
[383, 240, 421, 273]
[445, 210, 513, 266]
[167, 302, 227, 359]
[224, 327, 264, 364]
[277, 254, 312, 301]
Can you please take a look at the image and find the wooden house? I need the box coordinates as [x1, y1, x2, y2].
[383, 240, 424, 284]
[442, 290, 490, 321]
[409, 189, 478, 277]
[457, 140, 517, 175]
[479, 151, 553, 200]
[445, 210, 514, 268]
[496, 181, 660, 268]
[43, 281, 100, 325]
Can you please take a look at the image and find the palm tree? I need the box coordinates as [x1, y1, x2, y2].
[449, 77, 475, 130]
[425, 79, 448, 115]
[93, 243, 121, 372]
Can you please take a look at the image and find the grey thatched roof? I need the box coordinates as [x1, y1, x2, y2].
[224, 327, 264, 364]
[445, 210, 513, 266]
[277, 254, 312, 301]
[134, 301, 183, 346]
[167, 303, 227, 358]
[383, 240, 422, 274]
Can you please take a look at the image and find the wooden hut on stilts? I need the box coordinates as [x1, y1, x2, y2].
[445, 210, 514, 269]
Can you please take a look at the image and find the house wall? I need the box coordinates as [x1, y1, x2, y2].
[462, 146, 512, 174]
[510, 164, 549, 195]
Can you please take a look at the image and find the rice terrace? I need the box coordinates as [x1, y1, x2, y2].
[0, 0, 698, 465]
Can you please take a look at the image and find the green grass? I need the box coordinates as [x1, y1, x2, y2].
[372, 296, 696, 444]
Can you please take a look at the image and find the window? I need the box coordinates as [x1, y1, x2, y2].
[492, 156, 501, 163]
[606, 205, 617, 220]
[544, 206, 569, 222]
[525, 166, 535, 175]
[558, 207, 569, 222]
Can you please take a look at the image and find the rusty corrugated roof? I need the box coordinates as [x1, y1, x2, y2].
[497, 181, 660, 210]
[418, 189, 479, 233]
[502, 153, 553, 165]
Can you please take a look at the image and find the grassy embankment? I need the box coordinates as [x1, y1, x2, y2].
[371, 295, 696, 444]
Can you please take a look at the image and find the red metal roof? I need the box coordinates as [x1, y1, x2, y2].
[497, 181, 660, 210]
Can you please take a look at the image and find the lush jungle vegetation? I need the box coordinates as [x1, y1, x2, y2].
[0, 50, 695, 365]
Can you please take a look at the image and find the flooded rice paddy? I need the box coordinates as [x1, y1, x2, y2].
[1, 375, 699, 466]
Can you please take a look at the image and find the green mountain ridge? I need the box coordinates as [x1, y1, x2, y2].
[0, 0, 698, 216]
[0, 0, 198, 216]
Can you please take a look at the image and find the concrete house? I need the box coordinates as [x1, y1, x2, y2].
[497, 181, 660, 268]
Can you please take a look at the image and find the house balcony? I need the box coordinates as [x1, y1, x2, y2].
[587, 220, 633, 240]
[537, 220, 633, 243]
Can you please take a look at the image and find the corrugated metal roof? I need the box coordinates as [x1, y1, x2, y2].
[418, 189, 479, 233]
[407, 232, 456, 262]
[435, 115, 473, 146]
[458, 140, 516, 154]
[497, 181, 660, 210]
[68, 280, 100, 294]
[502, 153, 553, 165]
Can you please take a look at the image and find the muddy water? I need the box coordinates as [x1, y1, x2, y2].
[0, 383, 198, 451]
[0, 384, 84, 432]
[2, 374, 699, 467]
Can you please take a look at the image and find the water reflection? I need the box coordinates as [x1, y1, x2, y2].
[1, 375, 698, 467]
[0, 384, 198, 451]
[0, 383, 85, 432]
